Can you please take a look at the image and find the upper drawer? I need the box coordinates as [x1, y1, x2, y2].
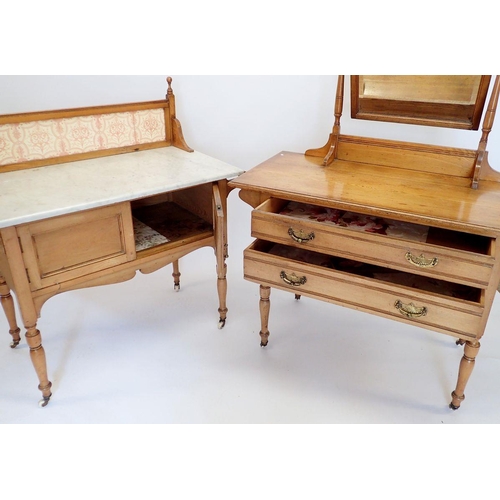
[17, 203, 136, 290]
[251, 198, 495, 288]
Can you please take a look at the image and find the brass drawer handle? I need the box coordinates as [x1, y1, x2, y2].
[288, 227, 315, 243]
[405, 251, 438, 268]
[280, 271, 307, 287]
[394, 300, 427, 319]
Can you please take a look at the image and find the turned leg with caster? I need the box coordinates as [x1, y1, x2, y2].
[214, 232, 228, 328]
[172, 260, 181, 291]
[213, 183, 229, 329]
[22, 322, 53, 407]
[450, 340, 480, 410]
[0, 275, 21, 348]
[217, 269, 228, 329]
[259, 285, 271, 347]
[2, 228, 52, 406]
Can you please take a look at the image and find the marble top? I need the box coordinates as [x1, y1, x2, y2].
[0, 147, 244, 228]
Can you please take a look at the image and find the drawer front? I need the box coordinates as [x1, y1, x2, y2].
[251, 199, 494, 288]
[18, 203, 136, 290]
[244, 241, 484, 339]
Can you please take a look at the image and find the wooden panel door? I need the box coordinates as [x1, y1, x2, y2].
[17, 203, 136, 290]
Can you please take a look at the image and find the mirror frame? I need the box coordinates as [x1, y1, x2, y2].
[350, 75, 491, 130]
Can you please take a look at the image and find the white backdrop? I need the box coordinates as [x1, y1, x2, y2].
[2, 71, 500, 500]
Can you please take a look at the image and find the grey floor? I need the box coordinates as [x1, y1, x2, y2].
[1, 195, 500, 424]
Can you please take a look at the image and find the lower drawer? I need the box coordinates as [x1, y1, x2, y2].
[244, 240, 484, 339]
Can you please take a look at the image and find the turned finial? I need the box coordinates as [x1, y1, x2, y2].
[166, 76, 173, 96]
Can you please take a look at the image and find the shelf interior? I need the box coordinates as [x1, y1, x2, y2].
[132, 201, 213, 252]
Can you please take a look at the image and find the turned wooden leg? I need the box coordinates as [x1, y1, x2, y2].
[0, 275, 21, 348]
[259, 285, 271, 347]
[172, 260, 181, 291]
[2, 227, 52, 405]
[450, 340, 480, 410]
[25, 323, 52, 407]
[213, 182, 229, 329]
[217, 263, 228, 329]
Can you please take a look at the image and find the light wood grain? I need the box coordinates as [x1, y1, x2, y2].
[230, 149, 500, 234]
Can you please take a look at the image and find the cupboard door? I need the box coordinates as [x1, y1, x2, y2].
[18, 203, 135, 290]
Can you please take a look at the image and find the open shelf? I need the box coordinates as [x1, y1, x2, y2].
[132, 201, 213, 253]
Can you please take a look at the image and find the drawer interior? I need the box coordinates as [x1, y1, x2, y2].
[252, 240, 482, 304]
[261, 199, 493, 255]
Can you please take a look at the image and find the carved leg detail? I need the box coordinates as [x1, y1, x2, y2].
[217, 265, 228, 329]
[0, 276, 21, 348]
[172, 260, 181, 291]
[450, 340, 480, 410]
[259, 285, 271, 347]
[25, 325, 52, 407]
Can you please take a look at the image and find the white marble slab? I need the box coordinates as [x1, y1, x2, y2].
[0, 147, 244, 228]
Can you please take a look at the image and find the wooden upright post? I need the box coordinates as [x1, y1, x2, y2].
[166, 77, 193, 152]
[305, 75, 345, 163]
[322, 75, 345, 166]
[472, 75, 500, 188]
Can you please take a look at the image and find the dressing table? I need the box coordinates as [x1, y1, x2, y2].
[229, 75, 500, 409]
[0, 78, 243, 406]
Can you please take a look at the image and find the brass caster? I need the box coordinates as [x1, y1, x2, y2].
[174, 284, 180, 292]
[38, 395, 52, 408]
[10, 340, 20, 348]
[456, 339, 465, 346]
[260, 342, 268, 348]
[218, 319, 226, 329]
[295, 294, 301, 300]
[449, 390, 464, 410]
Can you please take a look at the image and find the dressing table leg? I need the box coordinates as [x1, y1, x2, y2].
[172, 260, 181, 291]
[450, 340, 480, 410]
[0, 275, 21, 348]
[259, 285, 271, 347]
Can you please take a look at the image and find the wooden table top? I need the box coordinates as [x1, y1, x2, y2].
[229, 151, 500, 235]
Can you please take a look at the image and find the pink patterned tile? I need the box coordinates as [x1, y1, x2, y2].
[0, 109, 166, 166]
